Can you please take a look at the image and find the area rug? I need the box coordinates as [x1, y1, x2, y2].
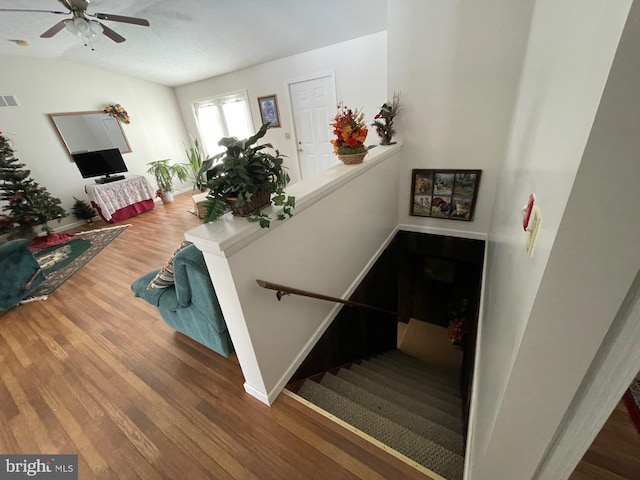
[21, 224, 130, 302]
[622, 379, 640, 436]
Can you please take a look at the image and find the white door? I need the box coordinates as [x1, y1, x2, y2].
[288, 75, 337, 179]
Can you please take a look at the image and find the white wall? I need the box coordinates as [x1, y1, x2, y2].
[174, 32, 387, 184]
[186, 145, 401, 404]
[387, 0, 535, 236]
[0, 55, 189, 230]
[470, 1, 633, 479]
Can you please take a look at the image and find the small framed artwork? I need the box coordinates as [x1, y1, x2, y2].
[410, 169, 481, 221]
[257, 94, 281, 128]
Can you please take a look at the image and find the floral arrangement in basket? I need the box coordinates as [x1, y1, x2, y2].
[330, 103, 368, 159]
[103, 103, 130, 124]
[371, 92, 401, 145]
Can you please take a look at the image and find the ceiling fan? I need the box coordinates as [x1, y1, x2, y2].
[0, 0, 150, 47]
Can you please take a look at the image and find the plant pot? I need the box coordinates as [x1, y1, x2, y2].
[338, 152, 367, 165]
[228, 190, 271, 217]
[161, 191, 174, 204]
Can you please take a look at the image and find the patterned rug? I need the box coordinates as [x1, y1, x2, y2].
[623, 379, 640, 437]
[22, 224, 130, 302]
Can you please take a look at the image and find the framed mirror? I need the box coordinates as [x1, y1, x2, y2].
[49, 111, 132, 157]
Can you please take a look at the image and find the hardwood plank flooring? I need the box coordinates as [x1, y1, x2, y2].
[0, 192, 430, 480]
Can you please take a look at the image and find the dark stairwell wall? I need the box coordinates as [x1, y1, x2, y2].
[290, 231, 484, 429]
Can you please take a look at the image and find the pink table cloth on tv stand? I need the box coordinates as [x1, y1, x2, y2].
[85, 175, 155, 223]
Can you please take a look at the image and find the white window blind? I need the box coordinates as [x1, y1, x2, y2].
[194, 91, 253, 158]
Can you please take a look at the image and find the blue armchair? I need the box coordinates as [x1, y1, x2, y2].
[0, 238, 45, 312]
[131, 243, 233, 357]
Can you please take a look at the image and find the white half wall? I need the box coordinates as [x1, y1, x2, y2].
[174, 32, 388, 184]
[470, 1, 633, 479]
[0, 55, 189, 230]
[387, 0, 535, 236]
[186, 145, 401, 404]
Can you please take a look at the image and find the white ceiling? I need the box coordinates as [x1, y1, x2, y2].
[0, 0, 387, 87]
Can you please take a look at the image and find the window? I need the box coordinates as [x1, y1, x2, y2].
[193, 90, 253, 157]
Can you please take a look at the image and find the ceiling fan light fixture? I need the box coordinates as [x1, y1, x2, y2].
[64, 18, 81, 36]
[89, 20, 102, 36]
[73, 16, 90, 36]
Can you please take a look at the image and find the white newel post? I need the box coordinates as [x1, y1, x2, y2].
[185, 144, 402, 405]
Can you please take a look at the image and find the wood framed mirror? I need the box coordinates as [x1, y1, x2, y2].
[49, 111, 132, 157]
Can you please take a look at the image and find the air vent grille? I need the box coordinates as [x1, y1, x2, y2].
[0, 95, 20, 107]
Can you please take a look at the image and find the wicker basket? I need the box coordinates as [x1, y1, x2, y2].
[228, 190, 271, 217]
[338, 152, 367, 165]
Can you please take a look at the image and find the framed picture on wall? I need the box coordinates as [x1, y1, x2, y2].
[257, 94, 281, 128]
[410, 169, 482, 221]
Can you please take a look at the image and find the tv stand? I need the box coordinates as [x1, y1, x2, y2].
[95, 175, 125, 184]
[85, 175, 155, 223]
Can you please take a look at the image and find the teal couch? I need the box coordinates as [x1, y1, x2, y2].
[0, 238, 45, 312]
[131, 244, 233, 357]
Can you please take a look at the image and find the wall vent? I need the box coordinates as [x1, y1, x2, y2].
[0, 95, 20, 107]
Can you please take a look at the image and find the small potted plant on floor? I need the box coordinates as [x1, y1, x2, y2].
[199, 123, 295, 228]
[146, 159, 189, 204]
[71, 197, 97, 224]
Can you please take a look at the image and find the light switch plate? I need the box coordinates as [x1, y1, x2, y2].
[526, 206, 542, 257]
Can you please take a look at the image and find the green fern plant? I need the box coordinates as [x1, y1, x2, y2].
[199, 123, 295, 228]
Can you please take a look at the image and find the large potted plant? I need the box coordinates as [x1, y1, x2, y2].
[146, 159, 189, 204]
[199, 123, 295, 228]
[184, 136, 206, 192]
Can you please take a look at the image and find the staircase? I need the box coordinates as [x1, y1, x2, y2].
[294, 349, 465, 480]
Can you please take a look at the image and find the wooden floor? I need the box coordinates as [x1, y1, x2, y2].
[5, 191, 638, 480]
[570, 378, 640, 480]
[0, 191, 429, 480]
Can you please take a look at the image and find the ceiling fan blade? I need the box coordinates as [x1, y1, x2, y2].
[100, 23, 126, 43]
[0, 8, 68, 15]
[94, 13, 150, 26]
[41, 20, 67, 38]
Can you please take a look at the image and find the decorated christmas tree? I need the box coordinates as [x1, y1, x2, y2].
[0, 131, 67, 235]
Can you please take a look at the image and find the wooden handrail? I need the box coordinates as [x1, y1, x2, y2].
[256, 279, 398, 317]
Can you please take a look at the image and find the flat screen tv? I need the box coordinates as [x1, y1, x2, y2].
[73, 148, 128, 183]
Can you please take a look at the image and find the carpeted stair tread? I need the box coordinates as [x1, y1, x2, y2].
[336, 368, 464, 433]
[320, 373, 465, 455]
[383, 349, 460, 379]
[297, 380, 464, 480]
[351, 363, 462, 417]
[358, 359, 461, 407]
[363, 358, 461, 402]
[379, 350, 461, 386]
[372, 352, 461, 390]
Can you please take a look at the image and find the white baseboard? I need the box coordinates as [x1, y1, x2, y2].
[244, 382, 271, 405]
[50, 219, 87, 232]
